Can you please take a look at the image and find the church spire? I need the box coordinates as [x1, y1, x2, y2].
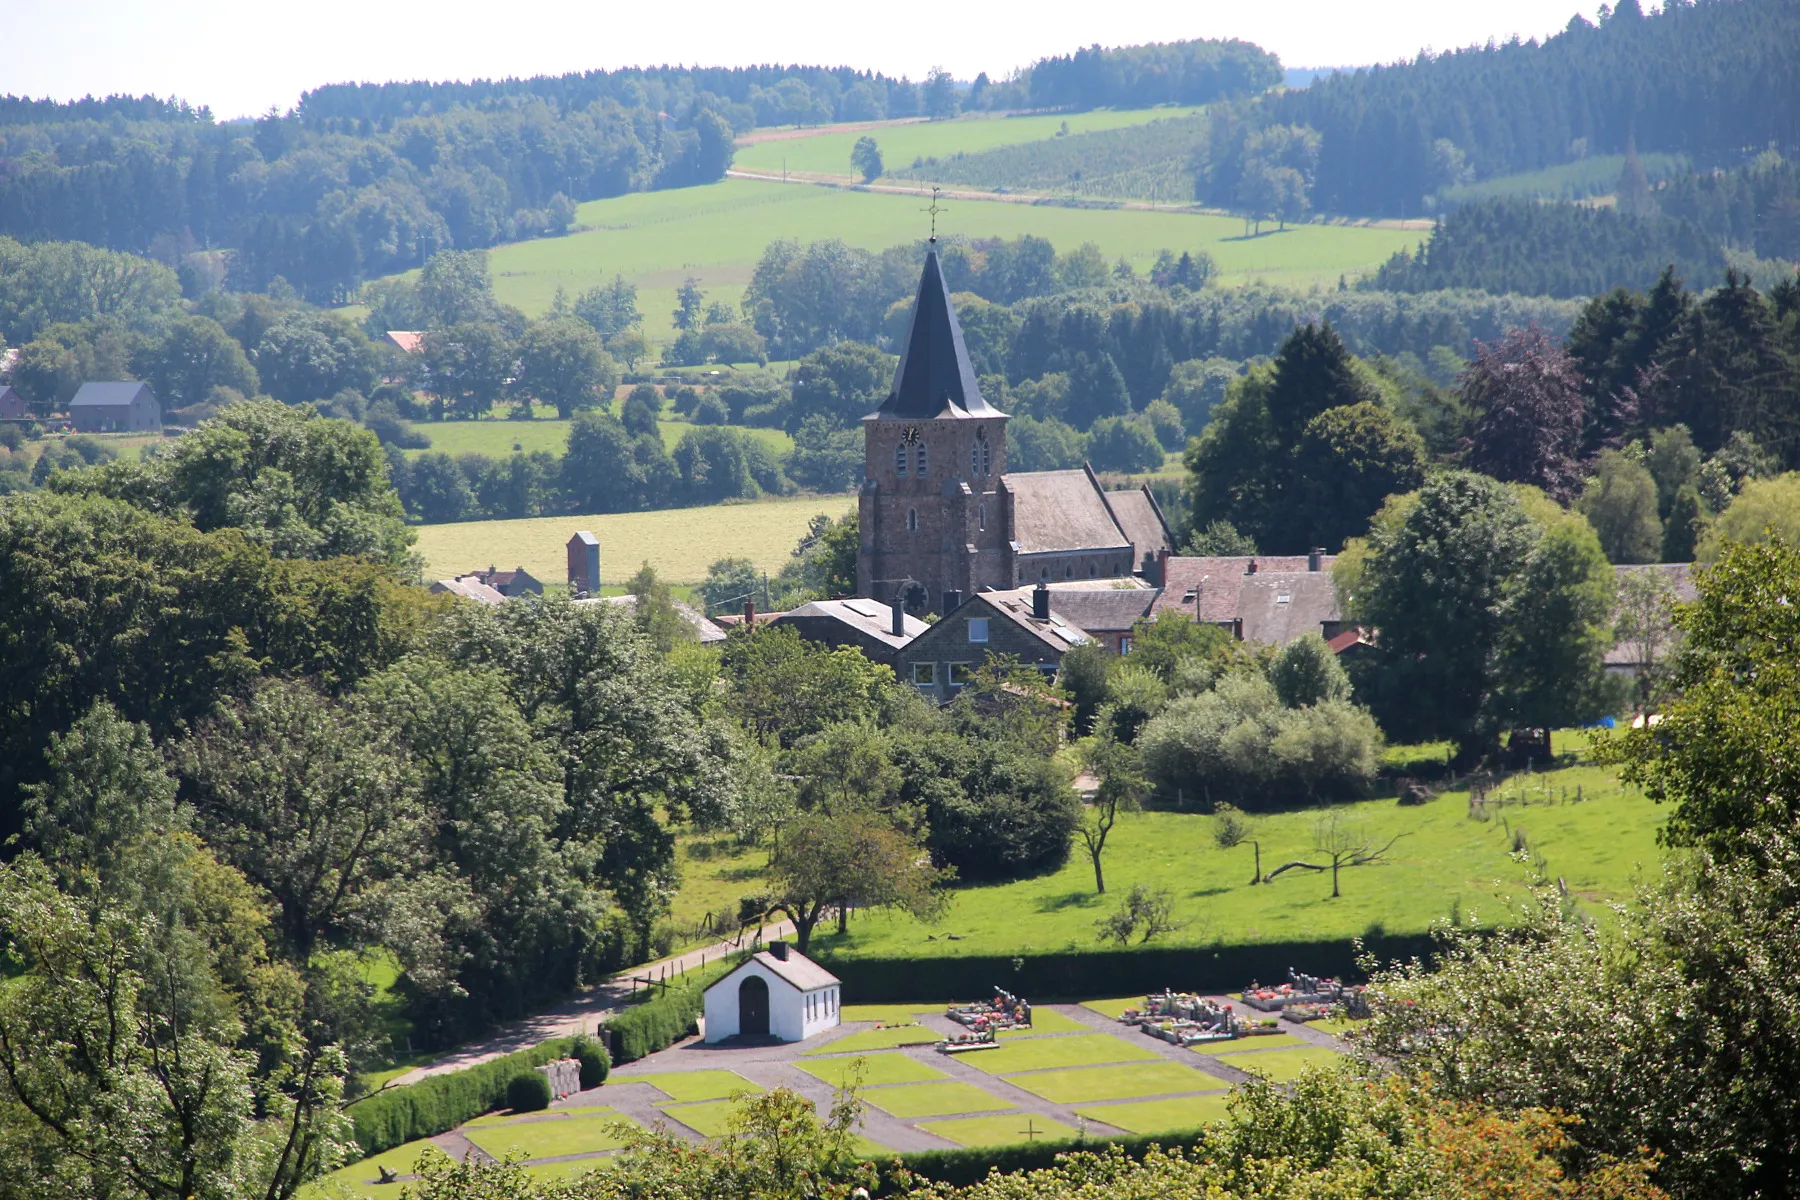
[874, 244, 1001, 420]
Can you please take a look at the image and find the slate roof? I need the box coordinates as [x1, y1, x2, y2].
[975, 588, 1093, 651]
[1234, 572, 1342, 644]
[1002, 468, 1134, 556]
[777, 598, 928, 650]
[721, 949, 839, 993]
[70, 381, 154, 409]
[1099, 488, 1174, 565]
[1027, 587, 1157, 634]
[430, 578, 508, 606]
[579, 594, 727, 643]
[871, 245, 1000, 421]
[1151, 555, 1342, 646]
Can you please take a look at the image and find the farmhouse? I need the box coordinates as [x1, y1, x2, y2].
[456, 565, 544, 597]
[429, 577, 508, 606]
[0, 386, 26, 420]
[1152, 552, 1353, 645]
[703, 942, 841, 1043]
[897, 583, 1088, 700]
[68, 381, 161, 433]
[857, 246, 1173, 613]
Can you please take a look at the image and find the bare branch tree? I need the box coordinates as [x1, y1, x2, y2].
[1212, 803, 1262, 885]
[1076, 715, 1147, 895]
[1263, 813, 1410, 897]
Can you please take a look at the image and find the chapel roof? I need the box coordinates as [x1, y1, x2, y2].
[1001, 468, 1134, 556]
[871, 244, 1001, 421]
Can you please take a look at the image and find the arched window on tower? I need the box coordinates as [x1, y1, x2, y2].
[895, 444, 908, 477]
[907, 508, 919, 532]
[978, 502, 986, 532]
[916, 445, 928, 476]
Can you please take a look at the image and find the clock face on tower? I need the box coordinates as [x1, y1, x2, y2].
[900, 426, 921, 443]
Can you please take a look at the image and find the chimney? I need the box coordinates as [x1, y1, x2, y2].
[1154, 548, 1170, 587]
[743, 598, 756, 626]
[1246, 559, 1258, 575]
[1032, 581, 1051, 621]
[1232, 617, 1244, 641]
[941, 589, 962, 616]
[767, 940, 790, 961]
[1308, 547, 1325, 572]
[891, 596, 906, 637]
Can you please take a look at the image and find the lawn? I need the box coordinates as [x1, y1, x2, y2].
[998, 1008, 1089, 1037]
[465, 1113, 636, 1159]
[1202, 1032, 1311, 1052]
[795, 1052, 948, 1088]
[302, 1141, 453, 1197]
[862, 1081, 1015, 1118]
[411, 490, 855, 586]
[612, 1069, 761, 1102]
[1078, 1092, 1234, 1134]
[920, 1113, 1080, 1147]
[732, 108, 1206, 179]
[956, 1032, 1158, 1074]
[442, 178, 1423, 349]
[804, 1025, 942, 1055]
[1004, 1060, 1222, 1105]
[658, 1099, 742, 1137]
[1080, 997, 1141, 1019]
[1209, 1045, 1345, 1082]
[805, 758, 1663, 961]
[464, 1109, 582, 1128]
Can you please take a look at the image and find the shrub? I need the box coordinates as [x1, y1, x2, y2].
[573, 1036, 610, 1089]
[505, 1071, 552, 1113]
[692, 393, 729, 425]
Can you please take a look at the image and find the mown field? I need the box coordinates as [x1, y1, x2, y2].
[467, 178, 1423, 348]
[888, 112, 1211, 203]
[675, 746, 1666, 962]
[400, 415, 794, 460]
[732, 107, 1207, 179]
[412, 490, 855, 586]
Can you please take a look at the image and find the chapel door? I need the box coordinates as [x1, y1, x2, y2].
[739, 975, 770, 1037]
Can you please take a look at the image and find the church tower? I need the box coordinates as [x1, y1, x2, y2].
[857, 245, 1010, 612]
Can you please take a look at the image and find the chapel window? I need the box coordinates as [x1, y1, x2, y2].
[907, 508, 919, 533]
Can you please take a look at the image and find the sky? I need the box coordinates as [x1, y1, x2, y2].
[8, 0, 1601, 121]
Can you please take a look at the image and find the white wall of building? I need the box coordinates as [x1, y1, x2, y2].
[703, 960, 841, 1043]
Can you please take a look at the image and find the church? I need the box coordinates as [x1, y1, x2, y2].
[857, 244, 1173, 613]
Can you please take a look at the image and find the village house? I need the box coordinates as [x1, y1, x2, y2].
[703, 942, 841, 1043]
[455, 565, 544, 597]
[771, 597, 929, 668]
[896, 582, 1088, 700]
[0, 385, 27, 421]
[1151, 551, 1353, 645]
[429, 577, 508, 606]
[575, 593, 727, 644]
[68, 381, 161, 433]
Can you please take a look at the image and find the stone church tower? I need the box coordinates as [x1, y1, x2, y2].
[857, 245, 1011, 612]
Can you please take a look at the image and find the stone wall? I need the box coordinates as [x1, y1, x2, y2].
[859, 415, 1010, 610]
[536, 1057, 582, 1099]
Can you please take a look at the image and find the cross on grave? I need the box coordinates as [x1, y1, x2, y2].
[1017, 1118, 1044, 1142]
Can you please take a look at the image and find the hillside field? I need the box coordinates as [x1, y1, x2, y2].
[467, 178, 1422, 348]
[412, 491, 855, 586]
[400, 415, 794, 460]
[731, 107, 1207, 179]
[677, 749, 1666, 961]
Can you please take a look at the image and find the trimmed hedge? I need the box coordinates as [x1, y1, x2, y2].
[610, 958, 736, 1064]
[348, 1036, 577, 1156]
[818, 934, 1437, 1004]
[874, 1127, 1213, 1192]
[506, 1071, 552, 1113]
[574, 1036, 610, 1089]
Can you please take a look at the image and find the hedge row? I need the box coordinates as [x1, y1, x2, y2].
[818, 933, 1438, 1004]
[875, 1127, 1213, 1192]
[609, 958, 735, 1064]
[348, 1036, 578, 1156]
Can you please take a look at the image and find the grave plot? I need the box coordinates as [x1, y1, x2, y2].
[611, 1069, 762, 1102]
[1080, 996, 1142, 1019]
[465, 1112, 638, 1160]
[796, 1051, 949, 1088]
[657, 1099, 740, 1137]
[804, 1024, 940, 1055]
[1193, 1032, 1312, 1052]
[1208, 1045, 1344, 1082]
[1076, 1092, 1234, 1134]
[995, 1008, 1089, 1037]
[956, 1032, 1159, 1074]
[920, 1113, 1081, 1148]
[862, 1081, 1015, 1118]
[1004, 1061, 1222, 1105]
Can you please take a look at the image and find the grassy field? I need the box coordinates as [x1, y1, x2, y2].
[733, 108, 1206, 179]
[671, 752, 1665, 962]
[411, 490, 855, 586]
[467, 178, 1423, 349]
[399, 416, 794, 460]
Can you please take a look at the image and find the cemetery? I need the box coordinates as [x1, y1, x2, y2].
[308, 984, 1363, 1196]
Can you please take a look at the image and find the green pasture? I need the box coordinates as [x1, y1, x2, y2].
[921, 1113, 1081, 1147]
[1006, 1060, 1223, 1105]
[795, 1052, 947, 1089]
[732, 108, 1206, 179]
[809, 758, 1663, 960]
[411, 490, 855, 586]
[957, 1032, 1158, 1074]
[464, 178, 1423, 348]
[863, 1080, 1014, 1118]
[1079, 1092, 1233, 1134]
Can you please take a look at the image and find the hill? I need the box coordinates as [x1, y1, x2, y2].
[890, 112, 1210, 203]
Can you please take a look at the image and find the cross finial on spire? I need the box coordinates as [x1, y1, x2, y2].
[922, 186, 945, 243]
